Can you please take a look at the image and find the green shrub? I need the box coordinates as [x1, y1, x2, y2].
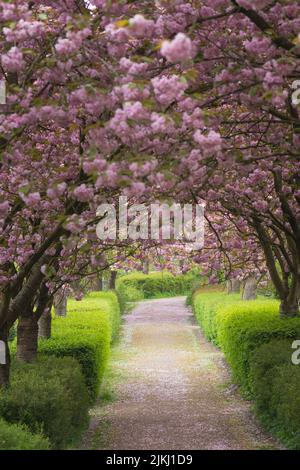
[249, 339, 292, 402]
[117, 271, 201, 302]
[0, 357, 89, 449]
[192, 291, 300, 448]
[69, 291, 121, 340]
[216, 300, 300, 394]
[38, 291, 120, 401]
[8, 323, 17, 342]
[185, 290, 194, 307]
[0, 418, 50, 450]
[192, 292, 241, 345]
[250, 340, 300, 449]
[116, 282, 145, 304]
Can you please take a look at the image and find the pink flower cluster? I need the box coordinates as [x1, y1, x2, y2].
[123, 101, 149, 120]
[152, 75, 188, 106]
[83, 158, 107, 174]
[3, 20, 45, 42]
[0, 201, 10, 217]
[1, 47, 25, 73]
[47, 183, 67, 200]
[243, 37, 271, 55]
[161, 33, 194, 63]
[129, 14, 155, 38]
[193, 130, 223, 156]
[120, 58, 148, 76]
[55, 28, 91, 56]
[73, 184, 94, 203]
[20, 192, 41, 208]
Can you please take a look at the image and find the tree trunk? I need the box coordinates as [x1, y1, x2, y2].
[38, 306, 52, 339]
[95, 276, 103, 291]
[280, 299, 299, 318]
[109, 271, 117, 290]
[242, 276, 257, 300]
[17, 314, 38, 363]
[179, 259, 185, 274]
[227, 279, 241, 294]
[0, 326, 10, 388]
[54, 291, 67, 317]
[142, 260, 149, 275]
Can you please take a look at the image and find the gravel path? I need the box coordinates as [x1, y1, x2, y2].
[81, 297, 279, 450]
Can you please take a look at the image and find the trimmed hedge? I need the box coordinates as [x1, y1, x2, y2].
[117, 271, 200, 303]
[68, 291, 121, 340]
[0, 357, 89, 449]
[216, 300, 300, 394]
[192, 291, 300, 449]
[39, 291, 120, 401]
[192, 292, 240, 346]
[250, 340, 300, 449]
[116, 282, 144, 305]
[0, 419, 50, 450]
[1, 291, 121, 450]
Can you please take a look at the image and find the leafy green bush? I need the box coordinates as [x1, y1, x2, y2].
[192, 292, 241, 345]
[8, 323, 17, 342]
[117, 271, 200, 302]
[39, 292, 120, 401]
[0, 418, 50, 450]
[0, 357, 89, 449]
[116, 282, 144, 305]
[216, 300, 300, 394]
[185, 290, 194, 307]
[250, 340, 300, 449]
[249, 339, 292, 403]
[69, 291, 121, 340]
[192, 291, 300, 448]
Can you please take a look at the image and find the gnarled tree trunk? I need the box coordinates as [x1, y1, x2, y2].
[227, 279, 241, 294]
[17, 313, 38, 362]
[109, 270, 117, 290]
[38, 305, 52, 339]
[0, 325, 10, 388]
[242, 276, 257, 300]
[142, 260, 149, 275]
[280, 300, 299, 318]
[54, 291, 67, 317]
[95, 276, 103, 291]
[17, 282, 52, 361]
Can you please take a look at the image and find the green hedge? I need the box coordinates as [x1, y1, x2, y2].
[216, 301, 300, 394]
[39, 291, 120, 401]
[0, 418, 50, 450]
[250, 340, 300, 449]
[0, 357, 89, 449]
[116, 282, 144, 305]
[117, 271, 200, 302]
[1, 291, 121, 450]
[192, 291, 300, 449]
[192, 292, 240, 345]
[68, 291, 121, 340]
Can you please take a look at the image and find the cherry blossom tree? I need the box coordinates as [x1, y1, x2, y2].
[1, 0, 300, 387]
[104, 0, 300, 316]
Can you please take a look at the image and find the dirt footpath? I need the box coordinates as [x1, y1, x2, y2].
[81, 297, 279, 450]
